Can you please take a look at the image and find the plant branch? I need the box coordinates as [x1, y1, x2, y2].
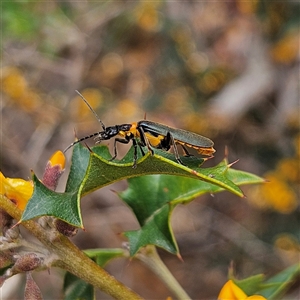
[0, 195, 143, 300]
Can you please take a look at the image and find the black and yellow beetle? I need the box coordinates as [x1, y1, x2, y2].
[64, 91, 215, 168]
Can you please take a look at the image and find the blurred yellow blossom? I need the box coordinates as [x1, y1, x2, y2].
[259, 172, 298, 213]
[237, 0, 259, 15]
[274, 234, 300, 264]
[0, 172, 33, 211]
[277, 158, 300, 183]
[135, 2, 162, 32]
[171, 25, 195, 58]
[186, 52, 209, 73]
[17, 89, 41, 112]
[197, 68, 229, 94]
[271, 31, 300, 64]
[248, 131, 299, 213]
[163, 87, 191, 115]
[218, 280, 266, 300]
[1, 67, 28, 99]
[116, 98, 140, 119]
[171, 25, 191, 45]
[101, 53, 124, 80]
[1, 67, 42, 112]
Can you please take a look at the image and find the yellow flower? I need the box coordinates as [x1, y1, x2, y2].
[249, 169, 298, 214]
[101, 53, 123, 80]
[116, 98, 140, 119]
[218, 280, 266, 300]
[274, 234, 300, 264]
[1, 67, 28, 99]
[134, 2, 161, 32]
[261, 172, 297, 214]
[42, 151, 66, 190]
[271, 31, 300, 64]
[49, 150, 66, 170]
[237, 0, 259, 15]
[0, 172, 33, 211]
[277, 158, 300, 183]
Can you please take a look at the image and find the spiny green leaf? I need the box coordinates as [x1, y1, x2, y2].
[65, 143, 90, 192]
[21, 143, 263, 234]
[118, 163, 264, 256]
[79, 145, 245, 198]
[124, 204, 177, 255]
[21, 144, 90, 226]
[21, 173, 83, 227]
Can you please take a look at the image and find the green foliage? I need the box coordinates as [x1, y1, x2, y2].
[233, 263, 300, 299]
[23, 174, 82, 227]
[120, 165, 263, 256]
[3, 1, 299, 298]
[2, 2, 41, 40]
[259, 263, 300, 299]
[22, 143, 264, 256]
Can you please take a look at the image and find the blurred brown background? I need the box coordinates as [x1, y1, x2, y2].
[1, 1, 299, 299]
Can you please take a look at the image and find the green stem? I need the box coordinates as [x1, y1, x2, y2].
[0, 195, 143, 300]
[136, 245, 190, 300]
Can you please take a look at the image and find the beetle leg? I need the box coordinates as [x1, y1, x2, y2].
[180, 144, 193, 157]
[131, 138, 139, 168]
[167, 132, 184, 165]
[111, 138, 130, 161]
[160, 132, 171, 151]
[138, 142, 146, 156]
[138, 126, 154, 155]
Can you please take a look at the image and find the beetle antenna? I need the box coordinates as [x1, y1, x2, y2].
[75, 90, 106, 131]
[63, 132, 101, 153]
[64, 90, 106, 153]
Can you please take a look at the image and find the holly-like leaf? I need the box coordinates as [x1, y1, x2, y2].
[21, 143, 263, 232]
[21, 174, 83, 227]
[125, 202, 177, 254]
[119, 163, 264, 256]
[21, 143, 91, 226]
[65, 142, 91, 193]
[79, 145, 245, 197]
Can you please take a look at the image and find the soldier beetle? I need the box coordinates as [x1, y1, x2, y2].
[64, 91, 215, 168]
